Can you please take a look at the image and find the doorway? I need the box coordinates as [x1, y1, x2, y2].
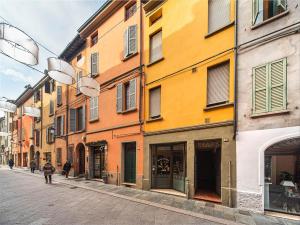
[93, 146, 105, 179]
[77, 143, 85, 176]
[30, 145, 34, 162]
[195, 140, 221, 203]
[35, 151, 40, 170]
[124, 142, 136, 183]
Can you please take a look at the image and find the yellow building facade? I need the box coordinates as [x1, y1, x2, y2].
[143, 0, 236, 207]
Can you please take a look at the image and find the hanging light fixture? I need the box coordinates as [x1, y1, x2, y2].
[78, 77, 100, 97]
[0, 23, 39, 65]
[47, 57, 76, 85]
[0, 99, 16, 113]
[23, 106, 40, 117]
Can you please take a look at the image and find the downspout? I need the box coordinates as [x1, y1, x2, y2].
[66, 85, 69, 160]
[19, 107, 22, 167]
[233, 0, 238, 140]
[138, 0, 144, 132]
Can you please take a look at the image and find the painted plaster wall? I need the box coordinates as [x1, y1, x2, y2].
[236, 126, 300, 212]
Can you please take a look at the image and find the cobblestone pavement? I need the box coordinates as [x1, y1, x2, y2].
[0, 168, 224, 225]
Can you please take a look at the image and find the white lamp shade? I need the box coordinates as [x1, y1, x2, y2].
[0, 100, 16, 113]
[0, 23, 39, 65]
[23, 106, 40, 117]
[47, 57, 75, 85]
[78, 77, 100, 97]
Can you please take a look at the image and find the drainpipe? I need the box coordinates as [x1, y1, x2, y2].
[138, 0, 143, 132]
[19, 107, 22, 167]
[66, 85, 69, 161]
[233, 0, 238, 140]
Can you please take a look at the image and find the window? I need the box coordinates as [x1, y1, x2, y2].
[70, 106, 85, 132]
[208, 0, 230, 33]
[35, 130, 40, 146]
[91, 32, 98, 47]
[45, 152, 52, 163]
[56, 148, 62, 165]
[252, 58, 287, 114]
[76, 71, 82, 95]
[46, 125, 55, 144]
[125, 2, 137, 20]
[91, 53, 99, 77]
[77, 54, 82, 62]
[34, 90, 41, 103]
[45, 79, 55, 94]
[55, 116, 64, 137]
[124, 25, 138, 58]
[207, 61, 230, 106]
[57, 86, 62, 106]
[49, 100, 54, 116]
[253, 0, 287, 25]
[150, 30, 162, 63]
[67, 146, 74, 164]
[89, 96, 98, 121]
[116, 78, 136, 113]
[149, 8, 162, 26]
[149, 86, 161, 119]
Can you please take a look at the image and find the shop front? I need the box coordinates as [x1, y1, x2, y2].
[86, 141, 107, 180]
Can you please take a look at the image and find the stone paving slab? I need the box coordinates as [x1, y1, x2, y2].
[8, 166, 300, 225]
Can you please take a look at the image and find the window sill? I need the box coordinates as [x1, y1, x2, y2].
[123, 52, 138, 62]
[91, 74, 99, 78]
[146, 116, 163, 123]
[75, 92, 82, 96]
[251, 10, 289, 30]
[203, 102, 234, 111]
[56, 103, 62, 107]
[205, 21, 235, 38]
[118, 108, 137, 114]
[147, 57, 164, 67]
[250, 109, 290, 118]
[89, 118, 99, 123]
[49, 114, 54, 117]
[68, 130, 86, 135]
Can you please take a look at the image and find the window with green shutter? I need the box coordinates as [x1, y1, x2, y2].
[252, 58, 287, 114]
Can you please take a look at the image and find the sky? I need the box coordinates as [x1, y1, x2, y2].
[0, 0, 107, 116]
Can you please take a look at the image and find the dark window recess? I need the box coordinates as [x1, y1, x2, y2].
[91, 32, 98, 46]
[55, 116, 64, 137]
[34, 90, 41, 103]
[69, 106, 85, 132]
[49, 100, 54, 116]
[56, 148, 62, 165]
[77, 54, 82, 62]
[44, 81, 50, 94]
[57, 86, 62, 106]
[125, 2, 137, 20]
[77, 107, 83, 131]
[35, 130, 40, 146]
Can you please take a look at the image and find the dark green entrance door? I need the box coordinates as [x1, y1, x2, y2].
[124, 143, 136, 183]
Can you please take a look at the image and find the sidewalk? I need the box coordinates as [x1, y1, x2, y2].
[8, 166, 300, 225]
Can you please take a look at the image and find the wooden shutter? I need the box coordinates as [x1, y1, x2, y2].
[129, 78, 136, 109]
[70, 109, 76, 132]
[128, 25, 137, 55]
[46, 127, 49, 143]
[253, 64, 268, 113]
[150, 87, 161, 118]
[117, 84, 123, 113]
[89, 97, 94, 120]
[208, 0, 230, 33]
[91, 53, 99, 76]
[82, 106, 86, 131]
[124, 28, 129, 57]
[57, 86, 62, 105]
[61, 116, 64, 135]
[150, 31, 162, 63]
[54, 118, 57, 136]
[269, 58, 286, 112]
[252, 0, 259, 24]
[207, 62, 230, 106]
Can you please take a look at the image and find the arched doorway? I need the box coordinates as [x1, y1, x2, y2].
[30, 145, 35, 162]
[35, 151, 40, 170]
[76, 143, 85, 176]
[264, 137, 300, 215]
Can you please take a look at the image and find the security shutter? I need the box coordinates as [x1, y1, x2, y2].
[207, 62, 230, 106]
[124, 28, 129, 57]
[150, 87, 161, 118]
[270, 58, 286, 111]
[128, 25, 137, 55]
[57, 86, 62, 105]
[117, 84, 123, 113]
[208, 0, 230, 33]
[253, 64, 268, 113]
[150, 31, 162, 63]
[129, 78, 136, 109]
[70, 109, 76, 132]
[91, 53, 99, 76]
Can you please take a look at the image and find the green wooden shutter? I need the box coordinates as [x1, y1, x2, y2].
[124, 28, 129, 58]
[61, 116, 64, 135]
[129, 78, 136, 109]
[252, 0, 259, 25]
[70, 109, 76, 132]
[253, 64, 268, 114]
[116, 84, 123, 113]
[269, 58, 286, 112]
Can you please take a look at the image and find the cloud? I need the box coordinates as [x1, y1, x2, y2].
[0, 68, 36, 86]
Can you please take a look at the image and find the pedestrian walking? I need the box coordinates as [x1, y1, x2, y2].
[8, 159, 14, 169]
[30, 160, 36, 173]
[43, 160, 55, 184]
[63, 160, 72, 178]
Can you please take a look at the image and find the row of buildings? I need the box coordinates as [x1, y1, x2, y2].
[2, 0, 299, 216]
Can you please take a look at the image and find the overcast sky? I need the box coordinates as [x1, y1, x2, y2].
[0, 0, 106, 116]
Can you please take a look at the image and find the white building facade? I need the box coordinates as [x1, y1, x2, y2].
[236, 0, 300, 215]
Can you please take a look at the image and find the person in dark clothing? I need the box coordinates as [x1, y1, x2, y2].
[8, 159, 14, 169]
[43, 161, 55, 184]
[63, 161, 72, 178]
[30, 160, 36, 173]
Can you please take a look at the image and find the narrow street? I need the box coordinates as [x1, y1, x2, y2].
[0, 168, 223, 225]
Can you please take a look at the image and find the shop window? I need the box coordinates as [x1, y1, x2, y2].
[253, 0, 287, 25]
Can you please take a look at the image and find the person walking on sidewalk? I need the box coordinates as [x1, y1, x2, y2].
[43, 160, 55, 184]
[8, 159, 14, 169]
[63, 160, 71, 178]
[30, 160, 36, 173]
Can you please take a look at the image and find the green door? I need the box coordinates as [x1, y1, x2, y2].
[124, 143, 136, 183]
